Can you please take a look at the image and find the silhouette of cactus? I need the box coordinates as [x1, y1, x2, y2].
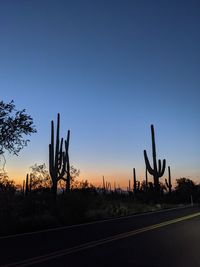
[29, 174, 32, 193]
[145, 168, 148, 189]
[102, 176, 105, 190]
[144, 125, 166, 191]
[25, 174, 29, 196]
[49, 113, 69, 197]
[133, 168, 137, 194]
[165, 166, 172, 194]
[128, 179, 131, 192]
[22, 179, 25, 194]
[65, 130, 70, 192]
[133, 168, 140, 193]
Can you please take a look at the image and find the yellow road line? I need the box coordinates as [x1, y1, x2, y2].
[3, 212, 200, 267]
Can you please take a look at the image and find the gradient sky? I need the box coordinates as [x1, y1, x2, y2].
[1, 0, 199, 188]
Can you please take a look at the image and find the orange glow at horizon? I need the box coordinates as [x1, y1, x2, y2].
[7, 166, 197, 189]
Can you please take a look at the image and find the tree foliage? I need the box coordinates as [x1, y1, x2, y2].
[175, 177, 196, 202]
[0, 100, 36, 155]
[59, 165, 80, 191]
[29, 163, 51, 191]
[0, 172, 16, 192]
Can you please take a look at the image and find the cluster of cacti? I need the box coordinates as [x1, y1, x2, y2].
[49, 113, 70, 197]
[126, 169, 141, 193]
[144, 125, 166, 191]
[165, 166, 172, 194]
[22, 174, 32, 196]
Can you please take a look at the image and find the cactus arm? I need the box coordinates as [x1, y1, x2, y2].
[144, 150, 154, 176]
[158, 159, 161, 174]
[168, 166, 171, 185]
[51, 120, 54, 167]
[65, 131, 71, 191]
[159, 159, 166, 177]
[167, 166, 172, 193]
[151, 125, 157, 173]
[58, 151, 67, 180]
[58, 138, 64, 170]
[49, 143, 55, 181]
[55, 113, 60, 174]
[66, 130, 70, 151]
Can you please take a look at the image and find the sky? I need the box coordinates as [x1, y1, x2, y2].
[0, 0, 199, 188]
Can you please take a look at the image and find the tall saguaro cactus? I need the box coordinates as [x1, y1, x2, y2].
[144, 125, 166, 191]
[49, 113, 69, 197]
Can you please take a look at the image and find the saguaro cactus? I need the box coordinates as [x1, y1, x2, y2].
[49, 113, 69, 197]
[144, 125, 166, 191]
[25, 174, 29, 196]
[165, 166, 172, 194]
[133, 168, 137, 194]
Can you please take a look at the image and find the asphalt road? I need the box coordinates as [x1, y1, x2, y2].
[1, 206, 200, 267]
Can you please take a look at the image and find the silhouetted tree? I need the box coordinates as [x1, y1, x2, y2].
[0, 100, 36, 156]
[59, 165, 80, 191]
[175, 178, 196, 202]
[29, 163, 51, 191]
[0, 172, 16, 193]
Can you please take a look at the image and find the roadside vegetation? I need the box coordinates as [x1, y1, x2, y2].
[0, 100, 199, 236]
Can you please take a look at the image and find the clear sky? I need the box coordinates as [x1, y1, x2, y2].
[1, 0, 199, 188]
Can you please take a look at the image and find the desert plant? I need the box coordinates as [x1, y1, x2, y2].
[25, 174, 29, 196]
[49, 113, 70, 197]
[165, 166, 172, 194]
[0, 172, 16, 193]
[65, 130, 70, 192]
[133, 168, 137, 194]
[29, 163, 51, 191]
[144, 124, 166, 191]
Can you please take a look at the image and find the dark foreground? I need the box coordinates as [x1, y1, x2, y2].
[1, 205, 200, 267]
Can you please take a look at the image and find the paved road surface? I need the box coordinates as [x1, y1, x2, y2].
[0, 206, 200, 266]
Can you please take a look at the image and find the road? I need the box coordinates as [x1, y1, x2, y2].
[0, 206, 200, 266]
